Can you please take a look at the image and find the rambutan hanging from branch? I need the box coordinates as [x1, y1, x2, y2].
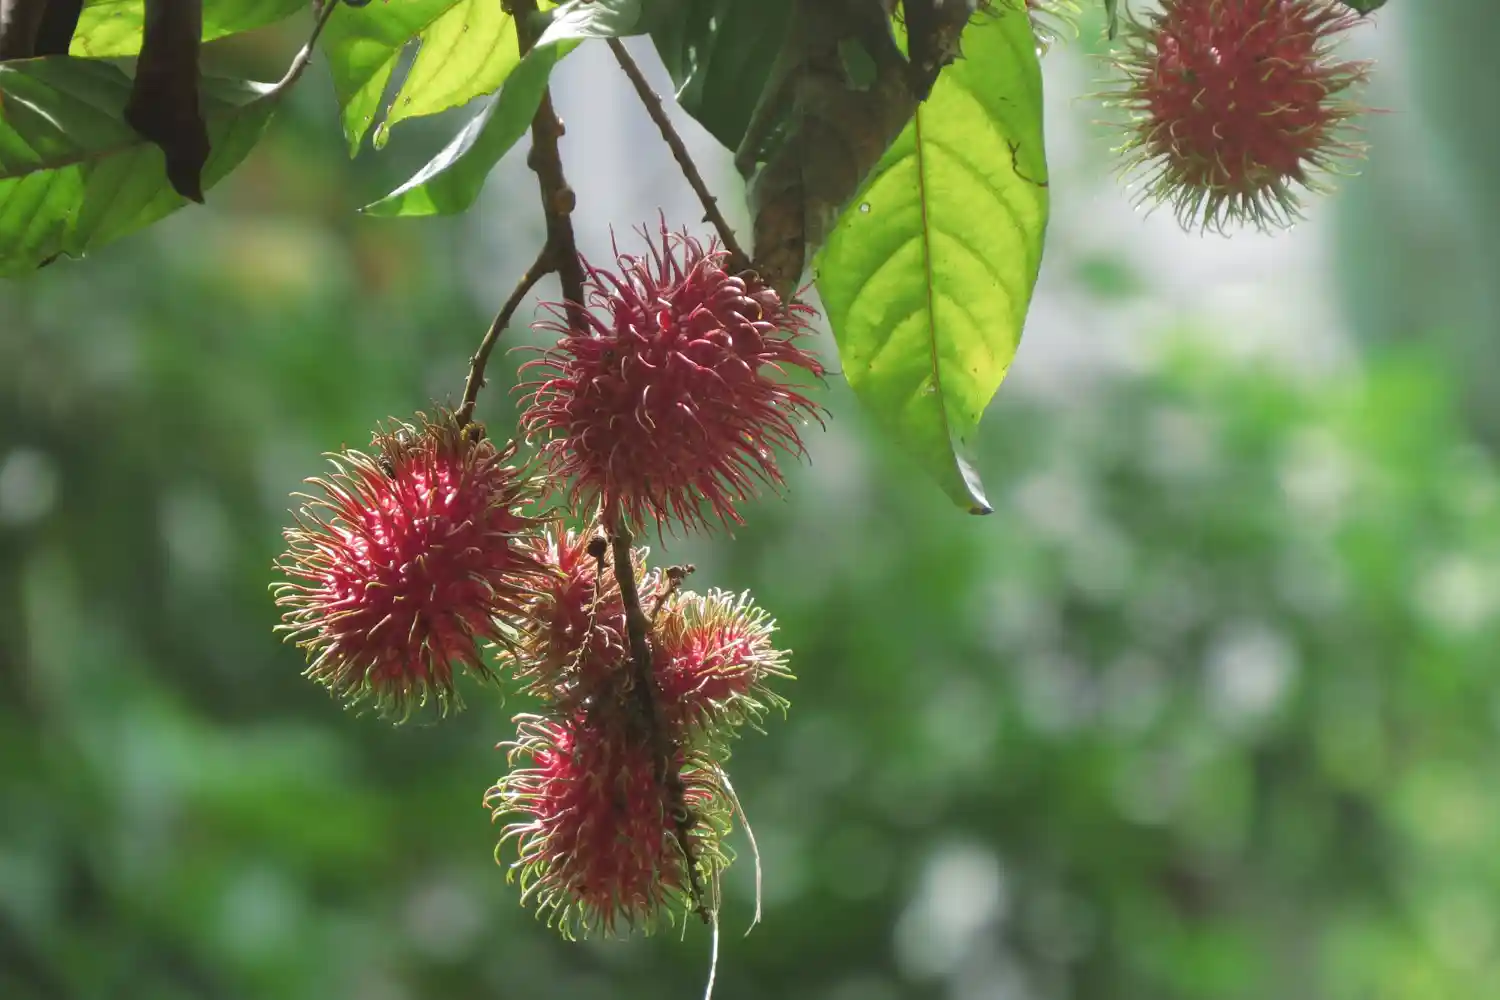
[273, 413, 548, 718]
[1103, 0, 1372, 232]
[517, 221, 825, 536]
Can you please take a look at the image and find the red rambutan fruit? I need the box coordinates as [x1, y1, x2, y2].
[487, 714, 731, 939]
[1105, 0, 1371, 231]
[654, 589, 792, 736]
[274, 414, 547, 718]
[505, 522, 662, 707]
[518, 221, 825, 535]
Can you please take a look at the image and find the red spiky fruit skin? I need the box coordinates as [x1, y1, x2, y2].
[518, 222, 825, 535]
[1110, 0, 1370, 231]
[487, 714, 730, 939]
[507, 523, 663, 708]
[274, 415, 547, 718]
[654, 589, 792, 735]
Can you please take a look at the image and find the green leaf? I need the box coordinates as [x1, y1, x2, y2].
[651, 0, 791, 151]
[362, 40, 578, 217]
[536, 0, 651, 47]
[69, 0, 305, 58]
[1104, 0, 1118, 39]
[1339, 0, 1388, 11]
[319, 0, 521, 155]
[0, 57, 277, 275]
[813, 4, 1049, 513]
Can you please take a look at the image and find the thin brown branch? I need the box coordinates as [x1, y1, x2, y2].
[273, 0, 340, 94]
[606, 38, 751, 275]
[510, 0, 585, 309]
[607, 516, 710, 920]
[455, 243, 553, 427]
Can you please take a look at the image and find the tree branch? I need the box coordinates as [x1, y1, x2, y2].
[607, 516, 709, 919]
[0, 0, 49, 59]
[607, 37, 751, 274]
[273, 0, 340, 93]
[456, 244, 552, 427]
[509, 0, 584, 309]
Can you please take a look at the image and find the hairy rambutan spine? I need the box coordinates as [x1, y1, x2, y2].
[1103, 0, 1371, 231]
[273, 412, 548, 718]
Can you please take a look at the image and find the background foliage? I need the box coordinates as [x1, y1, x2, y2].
[3, 5, 1497, 1000]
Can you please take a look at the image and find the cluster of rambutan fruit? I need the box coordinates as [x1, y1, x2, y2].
[273, 225, 823, 937]
[270, 0, 1381, 940]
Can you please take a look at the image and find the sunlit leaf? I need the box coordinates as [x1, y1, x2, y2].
[651, 0, 791, 151]
[362, 40, 578, 217]
[0, 57, 276, 275]
[319, 0, 521, 155]
[69, 0, 305, 57]
[814, 3, 1049, 513]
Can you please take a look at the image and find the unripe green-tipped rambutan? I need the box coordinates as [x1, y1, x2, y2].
[503, 522, 662, 709]
[654, 589, 793, 736]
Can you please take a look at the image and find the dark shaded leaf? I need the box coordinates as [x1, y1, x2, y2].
[125, 0, 207, 202]
[1339, 0, 1387, 11]
[34, 0, 83, 55]
[70, 0, 305, 57]
[742, 0, 971, 298]
[362, 39, 578, 217]
[651, 0, 790, 151]
[0, 57, 276, 274]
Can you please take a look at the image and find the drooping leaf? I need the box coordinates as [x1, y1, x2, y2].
[814, 2, 1050, 513]
[361, 39, 578, 217]
[125, 0, 208, 202]
[0, 57, 277, 275]
[319, 0, 521, 155]
[69, 0, 305, 57]
[650, 0, 791, 151]
[1339, 0, 1387, 12]
[1104, 0, 1118, 39]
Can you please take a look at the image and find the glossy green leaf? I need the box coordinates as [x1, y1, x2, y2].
[651, 0, 790, 151]
[1340, 0, 1388, 11]
[814, 4, 1049, 513]
[362, 40, 578, 217]
[0, 58, 277, 275]
[319, 0, 521, 155]
[69, 0, 305, 57]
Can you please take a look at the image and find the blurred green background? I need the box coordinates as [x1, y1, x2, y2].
[4, 6, 1499, 999]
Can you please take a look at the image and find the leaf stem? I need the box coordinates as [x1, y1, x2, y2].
[455, 243, 553, 427]
[273, 0, 340, 94]
[606, 38, 751, 274]
[456, 0, 587, 424]
[510, 0, 585, 309]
